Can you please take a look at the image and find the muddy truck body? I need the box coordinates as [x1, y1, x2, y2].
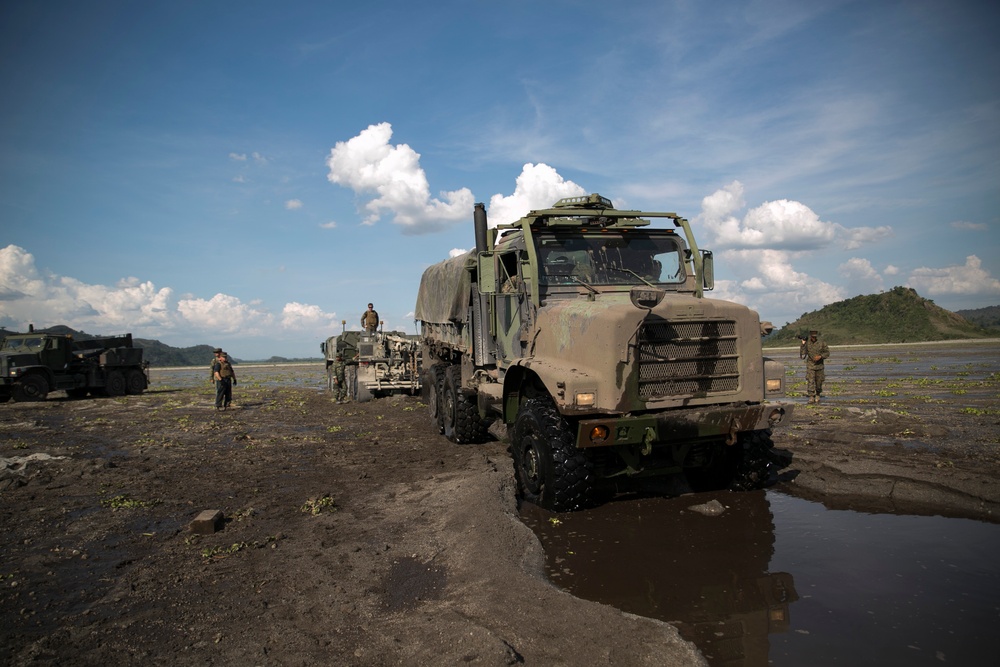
[0, 330, 148, 402]
[415, 194, 792, 511]
[321, 329, 421, 402]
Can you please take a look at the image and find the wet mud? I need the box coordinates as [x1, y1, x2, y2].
[1, 342, 998, 665]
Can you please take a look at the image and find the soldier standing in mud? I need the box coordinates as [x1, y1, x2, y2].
[212, 348, 237, 410]
[803, 330, 830, 404]
[331, 352, 348, 403]
[361, 303, 380, 333]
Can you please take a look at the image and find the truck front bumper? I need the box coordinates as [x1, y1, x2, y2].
[574, 401, 793, 449]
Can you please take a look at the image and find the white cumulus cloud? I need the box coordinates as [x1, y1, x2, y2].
[285, 199, 303, 210]
[326, 123, 474, 233]
[698, 181, 892, 251]
[838, 257, 885, 296]
[907, 255, 1000, 296]
[486, 163, 586, 226]
[710, 248, 845, 325]
[280, 302, 338, 329]
[176, 294, 273, 335]
[0, 244, 340, 353]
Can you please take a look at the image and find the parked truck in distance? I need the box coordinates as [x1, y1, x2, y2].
[321, 328, 421, 402]
[415, 194, 793, 511]
[0, 328, 148, 402]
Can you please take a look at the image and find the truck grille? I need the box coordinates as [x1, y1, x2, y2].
[636, 321, 739, 398]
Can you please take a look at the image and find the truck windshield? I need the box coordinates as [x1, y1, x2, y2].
[535, 232, 685, 286]
[1, 337, 43, 351]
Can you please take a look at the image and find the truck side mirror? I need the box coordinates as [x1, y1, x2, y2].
[701, 250, 714, 290]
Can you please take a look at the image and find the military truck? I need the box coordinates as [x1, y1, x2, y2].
[320, 328, 421, 402]
[415, 194, 793, 511]
[0, 328, 148, 402]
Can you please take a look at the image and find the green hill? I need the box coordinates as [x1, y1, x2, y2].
[763, 287, 995, 347]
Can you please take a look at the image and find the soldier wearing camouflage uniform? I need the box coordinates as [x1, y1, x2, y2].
[331, 353, 348, 403]
[803, 330, 830, 404]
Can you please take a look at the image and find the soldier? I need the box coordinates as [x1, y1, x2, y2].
[212, 348, 237, 410]
[803, 330, 830, 404]
[361, 303, 380, 333]
[331, 353, 348, 403]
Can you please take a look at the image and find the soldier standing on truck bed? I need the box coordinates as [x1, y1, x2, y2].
[212, 348, 237, 410]
[361, 303, 379, 333]
[803, 330, 830, 404]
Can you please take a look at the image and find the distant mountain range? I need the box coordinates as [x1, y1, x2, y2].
[0, 325, 321, 367]
[764, 286, 998, 347]
[955, 304, 1000, 331]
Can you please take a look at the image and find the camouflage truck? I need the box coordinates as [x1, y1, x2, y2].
[415, 194, 793, 511]
[0, 328, 148, 402]
[320, 329, 421, 402]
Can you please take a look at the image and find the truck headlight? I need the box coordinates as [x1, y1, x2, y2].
[575, 392, 595, 407]
[766, 378, 782, 392]
[588, 425, 610, 444]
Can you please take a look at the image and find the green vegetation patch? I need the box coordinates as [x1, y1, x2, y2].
[301, 494, 336, 515]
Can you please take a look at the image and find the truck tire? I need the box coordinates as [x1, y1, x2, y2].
[511, 396, 597, 511]
[106, 370, 127, 397]
[442, 365, 488, 444]
[351, 366, 373, 402]
[126, 369, 147, 395]
[425, 364, 446, 434]
[13, 374, 49, 402]
[728, 429, 775, 492]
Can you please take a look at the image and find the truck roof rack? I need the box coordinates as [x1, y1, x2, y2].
[498, 193, 685, 230]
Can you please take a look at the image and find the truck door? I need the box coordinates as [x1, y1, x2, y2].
[495, 251, 525, 365]
[40, 337, 68, 370]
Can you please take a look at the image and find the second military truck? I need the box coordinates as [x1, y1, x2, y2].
[0, 328, 148, 402]
[321, 329, 421, 402]
[415, 194, 792, 511]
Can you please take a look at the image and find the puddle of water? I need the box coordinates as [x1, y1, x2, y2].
[520, 490, 1000, 666]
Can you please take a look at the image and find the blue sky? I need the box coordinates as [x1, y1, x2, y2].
[1, 0, 998, 359]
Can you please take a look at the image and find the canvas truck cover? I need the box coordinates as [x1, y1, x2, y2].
[414, 251, 474, 325]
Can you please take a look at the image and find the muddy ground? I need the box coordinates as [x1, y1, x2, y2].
[1, 341, 998, 666]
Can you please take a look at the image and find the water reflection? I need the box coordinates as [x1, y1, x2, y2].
[522, 491, 1000, 666]
[521, 490, 796, 666]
